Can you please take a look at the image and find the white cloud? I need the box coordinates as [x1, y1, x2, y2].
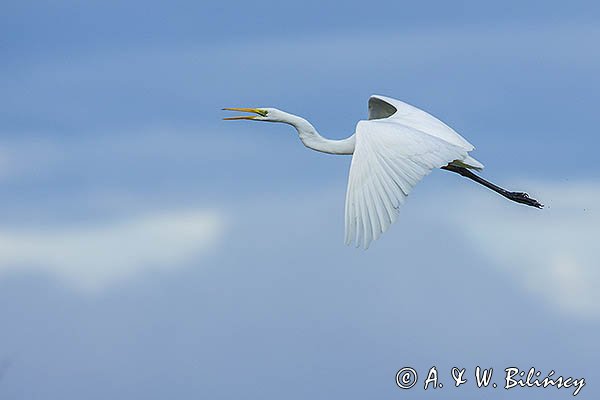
[440, 181, 600, 318]
[0, 209, 225, 292]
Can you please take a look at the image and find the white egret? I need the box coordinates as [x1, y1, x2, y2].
[224, 95, 542, 249]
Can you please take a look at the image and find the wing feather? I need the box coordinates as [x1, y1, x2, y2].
[344, 119, 469, 248]
[369, 94, 475, 151]
[368, 95, 485, 170]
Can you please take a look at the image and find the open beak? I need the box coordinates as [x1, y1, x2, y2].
[222, 107, 265, 120]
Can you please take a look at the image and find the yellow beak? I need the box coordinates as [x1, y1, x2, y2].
[222, 107, 265, 120]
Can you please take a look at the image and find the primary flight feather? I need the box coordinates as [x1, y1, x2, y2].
[224, 95, 542, 249]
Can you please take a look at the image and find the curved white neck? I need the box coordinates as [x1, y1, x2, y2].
[278, 113, 355, 155]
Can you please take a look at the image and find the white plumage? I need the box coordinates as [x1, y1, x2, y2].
[344, 95, 484, 248]
[224, 95, 541, 249]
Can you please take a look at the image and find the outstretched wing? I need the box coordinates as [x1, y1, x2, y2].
[344, 119, 469, 249]
[368, 94, 476, 151]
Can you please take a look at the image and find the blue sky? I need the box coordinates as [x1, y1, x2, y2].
[1, 1, 599, 398]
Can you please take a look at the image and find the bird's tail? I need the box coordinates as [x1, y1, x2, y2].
[451, 155, 485, 171]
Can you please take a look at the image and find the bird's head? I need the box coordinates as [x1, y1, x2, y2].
[222, 107, 288, 123]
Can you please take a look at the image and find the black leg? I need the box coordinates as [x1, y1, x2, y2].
[442, 164, 543, 208]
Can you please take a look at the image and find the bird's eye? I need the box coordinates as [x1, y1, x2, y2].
[257, 109, 268, 117]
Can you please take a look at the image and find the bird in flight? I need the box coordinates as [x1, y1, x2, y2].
[224, 95, 542, 249]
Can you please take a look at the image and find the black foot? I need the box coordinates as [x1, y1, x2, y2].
[506, 192, 544, 208]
